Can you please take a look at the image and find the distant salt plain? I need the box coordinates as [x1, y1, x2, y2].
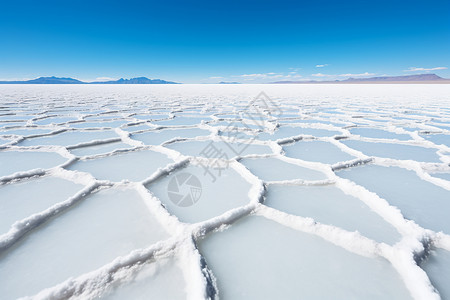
[0, 84, 449, 300]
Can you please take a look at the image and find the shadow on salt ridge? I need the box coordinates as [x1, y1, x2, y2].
[257, 127, 342, 141]
[19, 130, 119, 147]
[341, 140, 442, 163]
[0, 121, 25, 128]
[0, 128, 54, 136]
[430, 123, 450, 131]
[402, 126, 425, 132]
[275, 113, 300, 118]
[0, 151, 67, 177]
[283, 140, 356, 164]
[218, 129, 256, 139]
[145, 165, 252, 223]
[153, 116, 211, 126]
[69, 142, 133, 156]
[304, 120, 348, 128]
[34, 116, 79, 125]
[165, 140, 273, 159]
[212, 120, 264, 130]
[240, 157, 327, 181]
[198, 215, 411, 300]
[0, 176, 84, 234]
[420, 248, 450, 300]
[265, 185, 401, 245]
[132, 128, 211, 145]
[121, 124, 153, 132]
[133, 114, 171, 121]
[69, 120, 129, 129]
[421, 133, 450, 148]
[98, 258, 186, 300]
[337, 165, 450, 234]
[84, 114, 124, 121]
[349, 128, 411, 141]
[214, 113, 241, 119]
[0, 188, 169, 300]
[430, 172, 450, 182]
[0, 115, 32, 121]
[278, 119, 335, 125]
[320, 108, 346, 114]
[67, 150, 173, 182]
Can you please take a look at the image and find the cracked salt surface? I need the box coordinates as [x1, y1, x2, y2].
[0, 150, 68, 178]
[341, 140, 443, 163]
[198, 215, 411, 299]
[34, 116, 80, 125]
[264, 185, 401, 245]
[67, 149, 174, 182]
[99, 258, 186, 300]
[283, 140, 357, 164]
[422, 134, 450, 148]
[0, 128, 55, 137]
[431, 172, 450, 181]
[132, 128, 212, 145]
[420, 249, 450, 300]
[349, 127, 412, 141]
[165, 140, 273, 158]
[146, 164, 252, 223]
[257, 126, 342, 140]
[0, 176, 84, 234]
[0, 188, 169, 299]
[19, 130, 120, 147]
[0, 84, 449, 299]
[68, 141, 133, 156]
[69, 120, 129, 129]
[240, 157, 327, 181]
[337, 165, 450, 235]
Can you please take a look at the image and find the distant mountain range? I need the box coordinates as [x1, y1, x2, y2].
[1, 74, 448, 84]
[0, 76, 178, 84]
[272, 74, 450, 84]
[94, 77, 178, 84]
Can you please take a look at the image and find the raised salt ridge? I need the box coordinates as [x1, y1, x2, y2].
[0, 84, 449, 300]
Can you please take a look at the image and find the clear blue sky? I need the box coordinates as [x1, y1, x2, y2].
[1, 0, 449, 83]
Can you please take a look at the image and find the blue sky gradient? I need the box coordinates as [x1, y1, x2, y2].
[1, 0, 449, 83]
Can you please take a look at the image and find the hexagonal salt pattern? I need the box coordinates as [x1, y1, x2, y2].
[146, 164, 253, 223]
[0, 84, 449, 299]
[67, 149, 174, 182]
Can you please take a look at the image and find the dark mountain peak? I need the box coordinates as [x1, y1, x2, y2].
[26, 76, 84, 84]
[93, 77, 178, 84]
[0, 76, 179, 84]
